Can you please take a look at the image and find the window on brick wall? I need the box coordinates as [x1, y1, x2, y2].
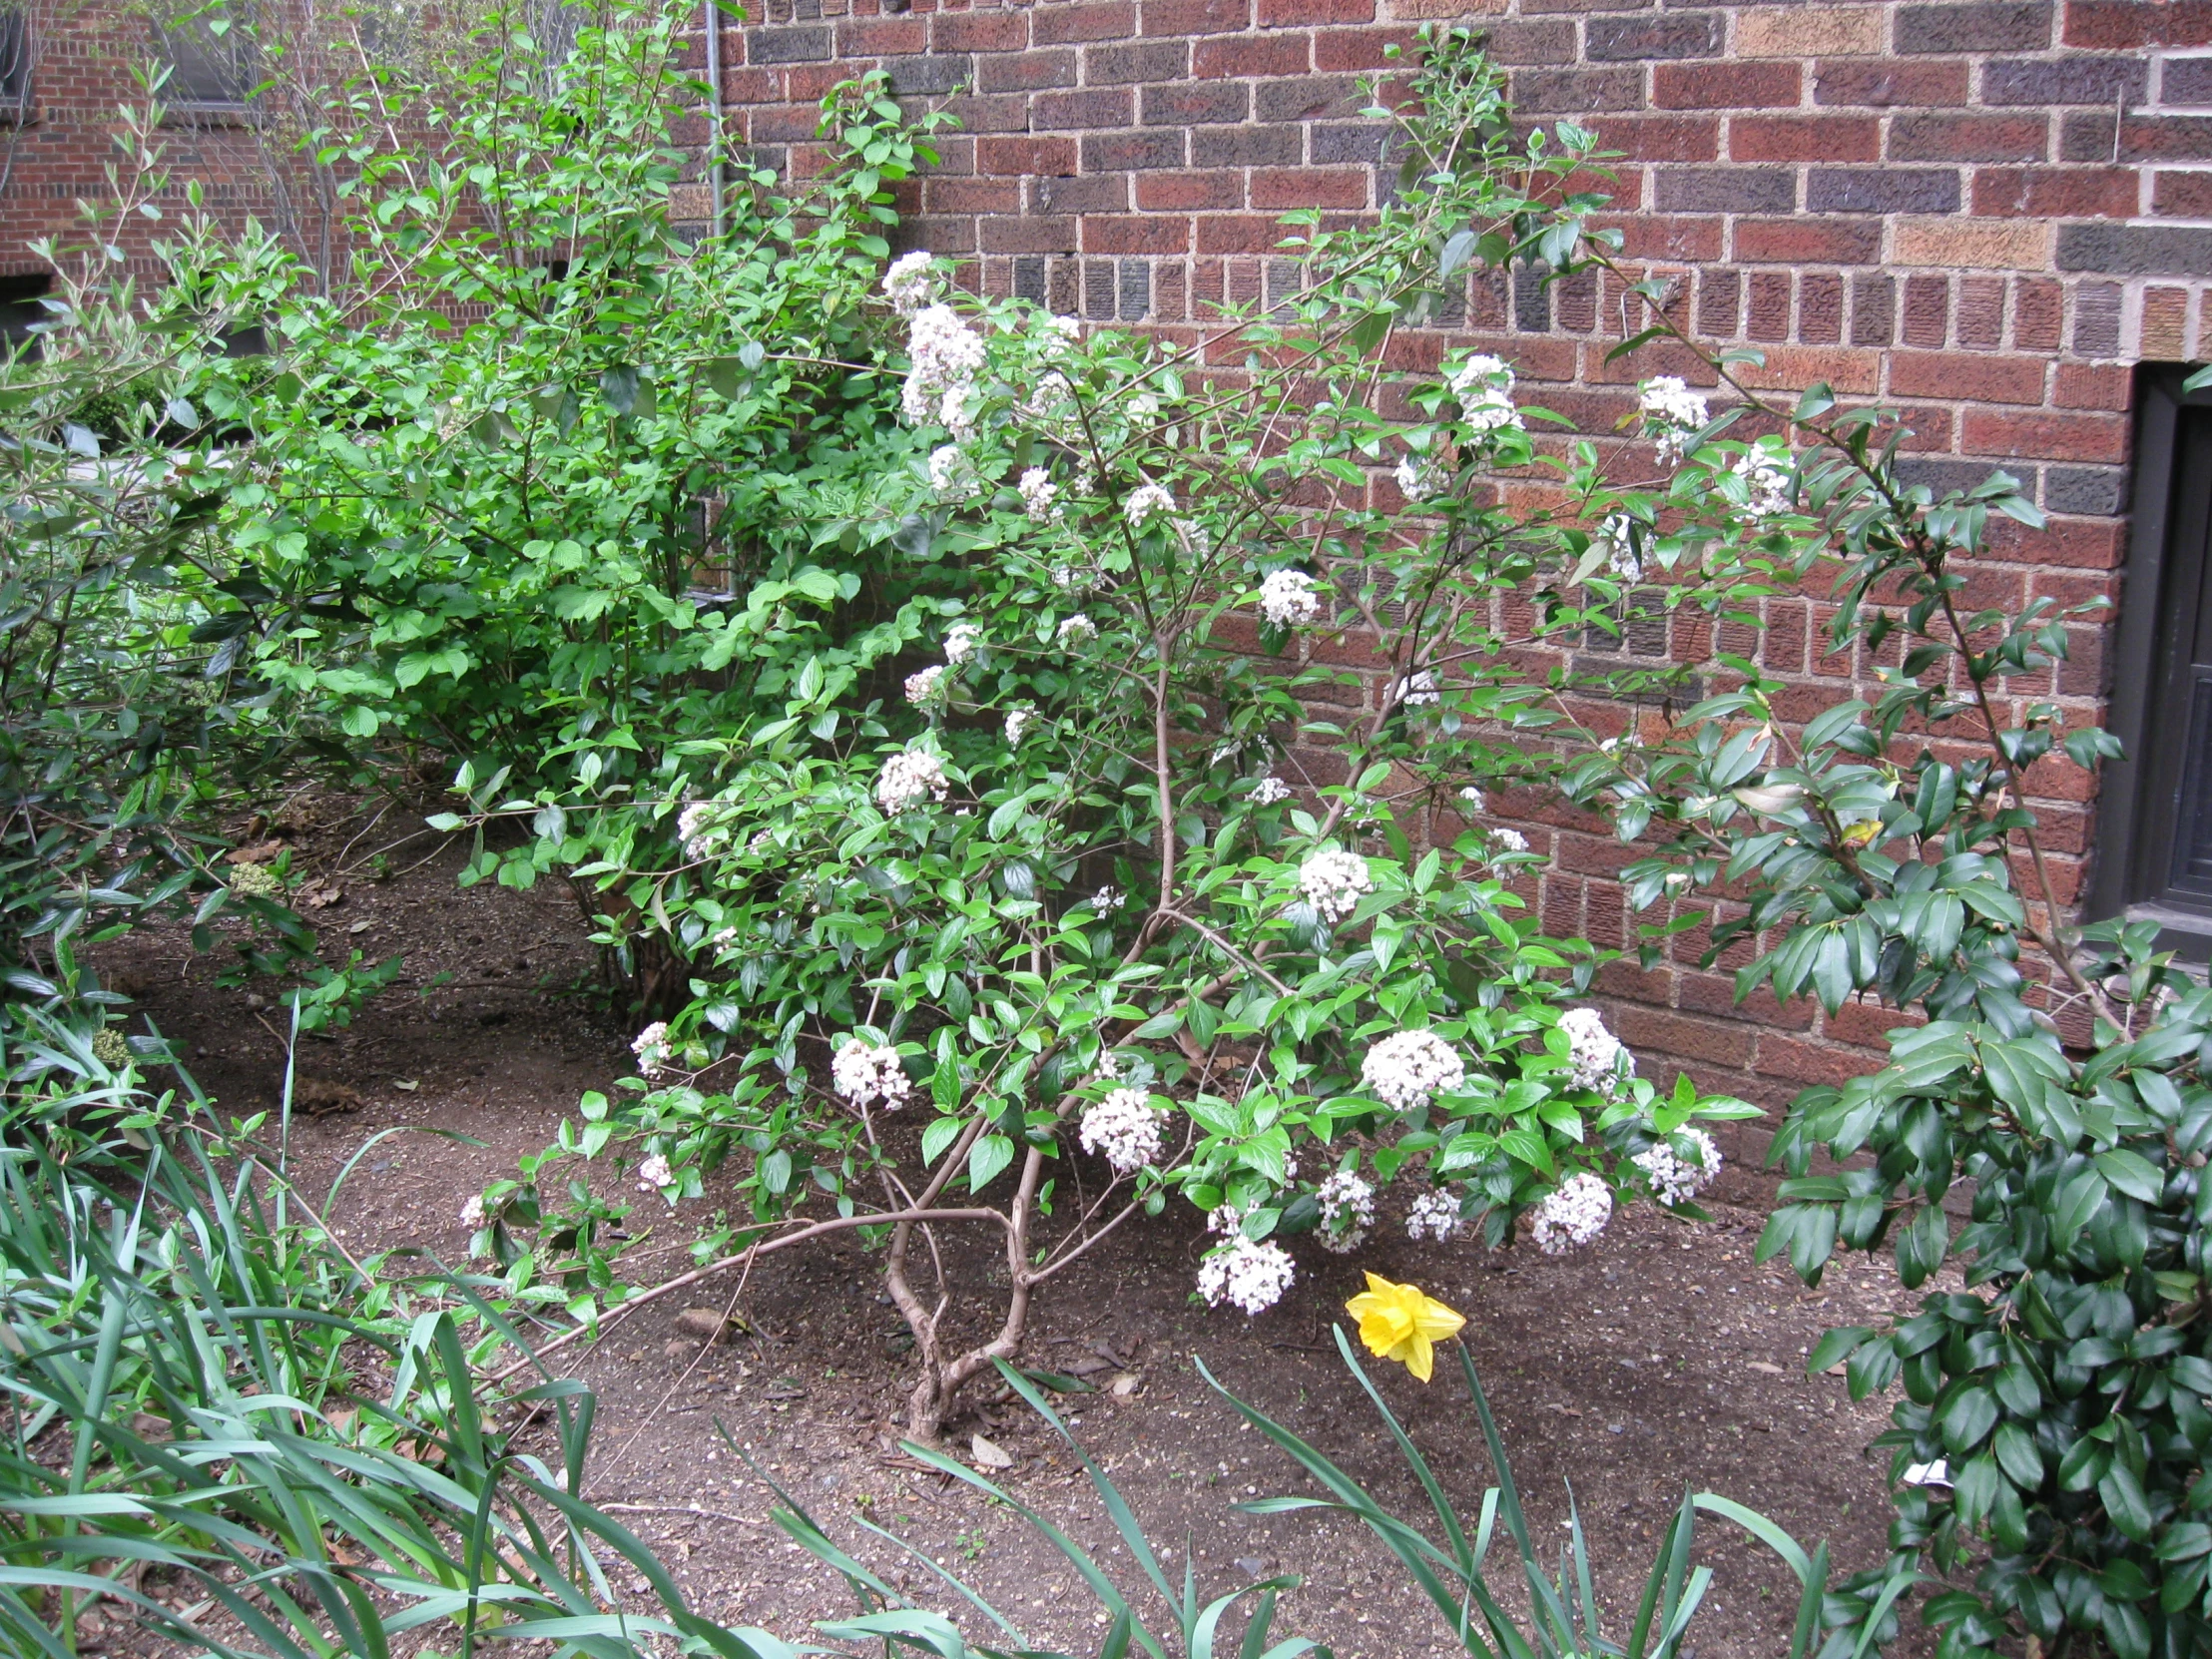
[2092, 366, 2212, 956]
[0, 13, 35, 121]
[155, 7, 261, 122]
[0, 273, 49, 360]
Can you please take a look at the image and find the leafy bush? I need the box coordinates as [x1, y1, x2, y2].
[1549, 321, 2212, 1653]
[776, 1333, 1850, 1659]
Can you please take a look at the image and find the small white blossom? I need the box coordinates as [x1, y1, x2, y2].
[1004, 705, 1034, 746]
[460, 1193, 486, 1229]
[943, 622, 984, 665]
[1492, 828, 1530, 854]
[1079, 1086, 1164, 1174]
[1635, 1127, 1722, 1206]
[632, 1021, 672, 1077]
[1592, 514, 1643, 583]
[1197, 1235, 1296, 1316]
[1124, 482, 1176, 527]
[1395, 456, 1440, 502]
[1316, 1170, 1376, 1254]
[1360, 1030, 1467, 1111]
[1206, 1202, 1245, 1237]
[1251, 776, 1293, 807]
[928, 443, 979, 500]
[1531, 1172, 1613, 1254]
[638, 1152, 675, 1192]
[1637, 376, 1711, 465]
[1457, 786, 1486, 813]
[882, 250, 937, 317]
[1259, 569, 1322, 628]
[1090, 1050, 1123, 1082]
[832, 1037, 911, 1109]
[902, 303, 986, 436]
[1406, 1189, 1465, 1243]
[677, 801, 717, 860]
[1397, 670, 1440, 708]
[1558, 1007, 1632, 1097]
[1444, 353, 1520, 434]
[1730, 447, 1794, 520]
[1297, 848, 1373, 923]
[904, 664, 948, 708]
[1019, 467, 1060, 523]
[875, 748, 950, 813]
[1091, 885, 1126, 913]
[1056, 613, 1097, 648]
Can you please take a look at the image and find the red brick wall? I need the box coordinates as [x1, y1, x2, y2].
[703, 0, 2206, 1121]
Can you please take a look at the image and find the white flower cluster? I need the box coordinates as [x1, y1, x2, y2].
[904, 665, 947, 708]
[1397, 670, 1440, 708]
[928, 443, 980, 500]
[1445, 353, 1521, 434]
[1259, 568, 1322, 628]
[1207, 1202, 1244, 1236]
[876, 748, 949, 813]
[1124, 482, 1176, 527]
[1198, 1235, 1297, 1316]
[882, 250, 937, 318]
[1092, 885, 1126, 913]
[1019, 467, 1060, 523]
[1492, 828, 1530, 854]
[1056, 613, 1097, 648]
[1637, 376, 1711, 465]
[1635, 1126, 1722, 1206]
[1004, 705, 1034, 746]
[1251, 776, 1292, 806]
[1298, 848, 1373, 923]
[1079, 1086, 1164, 1174]
[460, 1192, 486, 1229]
[901, 303, 986, 439]
[1731, 448, 1794, 519]
[944, 622, 983, 665]
[1394, 456, 1440, 502]
[1594, 514, 1643, 583]
[831, 1037, 911, 1109]
[1531, 1172, 1613, 1255]
[677, 801, 719, 860]
[638, 1152, 674, 1192]
[1457, 786, 1485, 812]
[1360, 1029, 1467, 1110]
[1316, 1170, 1376, 1254]
[1558, 1007, 1631, 1097]
[632, 1021, 672, 1077]
[1406, 1188, 1465, 1243]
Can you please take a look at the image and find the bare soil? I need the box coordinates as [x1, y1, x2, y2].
[94, 793, 1927, 1659]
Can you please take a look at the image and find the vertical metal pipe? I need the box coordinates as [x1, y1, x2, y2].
[702, 0, 727, 238]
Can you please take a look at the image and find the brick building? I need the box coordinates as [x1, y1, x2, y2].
[2, 0, 2207, 1118]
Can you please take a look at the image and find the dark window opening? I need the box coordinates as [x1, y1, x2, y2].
[0, 271, 51, 360]
[156, 9, 261, 120]
[2090, 365, 2212, 955]
[0, 13, 35, 119]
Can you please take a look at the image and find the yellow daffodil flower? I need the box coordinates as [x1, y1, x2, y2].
[1345, 1273, 1465, 1382]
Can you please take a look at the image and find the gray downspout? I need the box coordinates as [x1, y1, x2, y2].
[703, 0, 727, 239]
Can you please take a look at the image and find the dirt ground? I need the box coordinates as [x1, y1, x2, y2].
[94, 793, 1929, 1659]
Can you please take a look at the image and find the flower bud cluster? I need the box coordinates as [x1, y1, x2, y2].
[1637, 376, 1710, 465]
[1558, 1007, 1631, 1097]
[1316, 1170, 1376, 1254]
[876, 748, 949, 813]
[1445, 354, 1521, 434]
[1079, 1086, 1164, 1174]
[1634, 1126, 1722, 1207]
[1250, 776, 1292, 806]
[831, 1037, 911, 1109]
[1360, 1029, 1466, 1110]
[1531, 1172, 1613, 1255]
[1298, 848, 1373, 923]
[632, 1021, 672, 1077]
[1405, 1189, 1465, 1242]
[1197, 1235, 1296, 1315]
[1259, 569, 1322, 628]
[901, 303, 985, 439]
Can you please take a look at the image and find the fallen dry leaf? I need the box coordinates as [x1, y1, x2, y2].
[970, 1432, 1014, 1470]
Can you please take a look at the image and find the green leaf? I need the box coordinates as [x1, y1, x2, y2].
[969, 1132, 1015, 1193]
[2095, 1147, 2165, 1204]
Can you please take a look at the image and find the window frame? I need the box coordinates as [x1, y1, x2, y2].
[2089, 364, 2212, 951]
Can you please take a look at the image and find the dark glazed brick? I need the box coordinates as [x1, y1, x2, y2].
[2057, 222, 2212, 275]
[1255, 76, 1361, 122]
[2015, 278, 2062, 349]
[1586, 11, 1723, 59]
[1118, 259, 1152, 320]
[1193, 126, 1305, 166]
[745, 25, 832, 61]
[975, 51, 1075, 93]
[1033, 173, 1131, 212]
[2044, 465, 2126, 515]
[1013, 256, 1047, 305]
[1083, 259, 1116, 320]
[1748, 271, 1790, 340]
[1806, 168, 1960, 213]
[1897, 458, 2008, 495]
[1654, 168, 1796, 213]
[1143, 81, 1249, 124]
[1851, 276, 1896, 345]
[2168, 57, 2212, 103]
[1084, 40, 1190, 82]
[1513, 262, 1552, 332]
[2072, 282, 2122, 356]
[1312, 123, 1387, 162]
[1656, 62, 1801, 107]
[1982, 55, 2149, 104]
[1557, 267, 1599, 330]
[1510, 67, 1647, 112]
[1081, 130, 1186, 169]
[1477, 19, 1577, 64]
[1957, 276, 2005, 347]
[1894, 1, 2051, 51]
[1034, 89, 1135, 129]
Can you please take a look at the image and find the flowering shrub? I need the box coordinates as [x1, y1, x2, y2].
[412, 24, 1782, 1437]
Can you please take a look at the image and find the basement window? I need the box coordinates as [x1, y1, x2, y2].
[2091, 365, 2212, 954]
